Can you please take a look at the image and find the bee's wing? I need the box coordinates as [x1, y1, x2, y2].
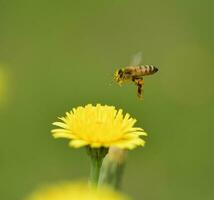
[130, 52, 143, 65]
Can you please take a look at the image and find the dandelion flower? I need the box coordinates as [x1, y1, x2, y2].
[25, 182, 130, 200]
[52, 104, 147, 150]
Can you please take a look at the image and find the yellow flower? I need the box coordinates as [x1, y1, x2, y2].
[52, 104, 147, 149]
[25, 182, 130, 200]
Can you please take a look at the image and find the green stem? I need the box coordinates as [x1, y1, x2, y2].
[90, 156, 103, 185]
[87, 147, 108, 186]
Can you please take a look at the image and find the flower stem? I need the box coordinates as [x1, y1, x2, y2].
[90, 156, 103, 185]
[87, 147, 108, 186]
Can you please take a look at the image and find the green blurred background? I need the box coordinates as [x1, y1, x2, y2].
[0, 0, 214, 199]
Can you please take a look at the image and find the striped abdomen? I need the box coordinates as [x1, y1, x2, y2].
[125, 65, 158, 77]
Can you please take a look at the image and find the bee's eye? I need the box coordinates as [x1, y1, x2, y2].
[118, 69, 123, 77]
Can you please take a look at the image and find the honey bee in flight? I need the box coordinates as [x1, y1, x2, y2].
[114, 65, 158, 99]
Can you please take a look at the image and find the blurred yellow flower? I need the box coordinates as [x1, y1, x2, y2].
[52, 104, 147, 149]
[25, 182, 129, 200]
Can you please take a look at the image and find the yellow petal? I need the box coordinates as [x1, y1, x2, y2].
[52, 122, 68, 129]
[69, 140, 88, 148]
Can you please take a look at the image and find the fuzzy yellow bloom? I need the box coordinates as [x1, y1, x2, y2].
[25, 182, 129, 200]
[52, 104, 147, 149]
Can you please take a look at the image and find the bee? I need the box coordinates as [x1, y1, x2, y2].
[114, 65, 158, 99]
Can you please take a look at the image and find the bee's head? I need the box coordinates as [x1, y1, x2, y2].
[114, 69, 123, 84]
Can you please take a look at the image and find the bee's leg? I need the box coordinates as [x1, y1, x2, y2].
[137, 79, 144, 99]
[133, 77, 144, 99]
